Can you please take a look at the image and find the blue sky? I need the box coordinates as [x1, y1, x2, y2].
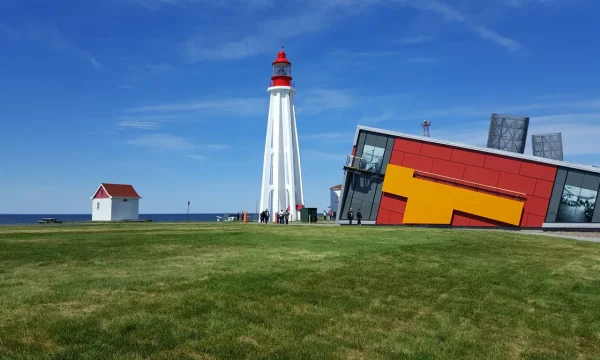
[1, 0, 599, 214]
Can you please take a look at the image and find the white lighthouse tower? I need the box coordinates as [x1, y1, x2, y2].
[259, 48, 304, 222]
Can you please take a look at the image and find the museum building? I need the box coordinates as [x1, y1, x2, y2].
[337, 126, 600, 229]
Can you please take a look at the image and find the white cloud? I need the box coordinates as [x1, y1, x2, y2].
[186, 154, 207, 161]
[90, 57, 102, 70]
[118, 120, 159, 130]
[122, 0, 271, 11]
[297, 89, 354, 115]
[392, 0, 523, 52]
[121, 63, 174, 87]
[126, 133, 231, 152]
[302, 132, 355, 141]
[177, 0, 544, 63]
[25, 24, 103, 70]
[181, 0, 375, 62]
[125, 97, 267, 116]
[302, 150, 348, 162]
[359, 110, 395, 124]
[126, 133, 196, 151]
[504, 0, 551, 7]
[396, 35, 436, 45]
[527, 113, 600, 156]
[198, 144, 232, 150]
[0, 23, 21, 40]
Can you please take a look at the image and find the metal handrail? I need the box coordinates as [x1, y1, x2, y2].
[346, 155, 363, 169]
[414, 170, 526, 198]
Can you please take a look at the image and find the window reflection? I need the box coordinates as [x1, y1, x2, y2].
[557, 185, 597, 223]
[361, 145, 385, 173]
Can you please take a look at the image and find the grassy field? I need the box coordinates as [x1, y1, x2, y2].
[0, 223, 599, 360]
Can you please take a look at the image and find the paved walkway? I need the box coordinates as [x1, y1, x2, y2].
[263, 222, 600, 242]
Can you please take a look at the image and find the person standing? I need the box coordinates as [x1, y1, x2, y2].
[323, 210, 327, 221]
[265, 209, 270, 223]
[347, 207, 354, 225]
[285, 210, 290, 224]
[356, 209, 363, 226]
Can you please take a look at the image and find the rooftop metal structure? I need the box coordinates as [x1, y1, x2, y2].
[421, 120, 431, 137]
[486, 113, 530, 154]
[352, 125, 600, 176]
[532, 132, 564, 161]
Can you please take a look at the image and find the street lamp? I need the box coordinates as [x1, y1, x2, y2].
[187, 201, 190, 222]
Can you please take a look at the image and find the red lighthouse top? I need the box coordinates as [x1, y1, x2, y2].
[271, 47, 292, 87]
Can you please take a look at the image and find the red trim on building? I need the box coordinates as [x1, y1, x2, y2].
[93, 183, 141, 199]
[93, 187, 110, 199]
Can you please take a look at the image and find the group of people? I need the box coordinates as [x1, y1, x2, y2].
[259, 209, 291, 224]
[346, 207, 363, 226]
[322, 209, 337, 221]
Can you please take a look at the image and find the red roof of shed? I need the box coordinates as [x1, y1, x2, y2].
[93, 183, 141, 199]
[330, 184, 342, 190]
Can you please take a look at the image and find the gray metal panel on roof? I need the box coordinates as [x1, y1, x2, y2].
[486, 113, 530, 154]
[354, 125, 600, 175]
[532, 132, 564, 161]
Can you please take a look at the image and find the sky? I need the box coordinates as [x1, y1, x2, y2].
[1, 0, 599, 214]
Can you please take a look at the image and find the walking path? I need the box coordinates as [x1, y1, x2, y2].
[261, 221, 600, 242]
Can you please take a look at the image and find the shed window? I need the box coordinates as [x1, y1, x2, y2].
[96, 202, 100, 210]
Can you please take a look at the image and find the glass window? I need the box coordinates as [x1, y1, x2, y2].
[361, 145, 385, 173]
[557, 184, 597, 223]
[273, 63, 291, 76]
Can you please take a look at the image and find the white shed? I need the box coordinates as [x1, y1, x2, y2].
[91, 183, 141, 221]
[330, 184, 342, 213]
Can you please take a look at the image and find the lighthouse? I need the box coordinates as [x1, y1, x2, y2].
[259, 48, 304, 222]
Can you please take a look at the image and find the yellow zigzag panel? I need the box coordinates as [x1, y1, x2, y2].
[381, 164, 524, 226]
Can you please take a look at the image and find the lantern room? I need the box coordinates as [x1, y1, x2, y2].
[271, 48, 292, 87]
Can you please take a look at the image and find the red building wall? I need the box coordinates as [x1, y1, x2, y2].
[376, 137, 558, 228]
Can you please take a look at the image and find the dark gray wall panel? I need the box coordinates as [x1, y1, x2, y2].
[373, 180, 383, 205]
[342, 196, 352, 219]
[368, 200, 379, 220]
[545, 182, 564, 223]
[365, 133, 377, 146]
[582, 174, 600, 191]
[546, 211, 557, 223]
[565, 170, 585, 187]
[385, 137, 394, 152]
[555, 167, 568, 184]
[381, 146, 392, 175]
[357, 131, 366, 145]
[350, 198, 363, 213]
[359, 201, 374, 221]
[375, 135, 388, 148]
[593, 192, 600, 223]
[355, 142, 364, 158]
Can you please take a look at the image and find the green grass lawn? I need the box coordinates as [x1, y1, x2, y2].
[1, 223, 599, 360]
